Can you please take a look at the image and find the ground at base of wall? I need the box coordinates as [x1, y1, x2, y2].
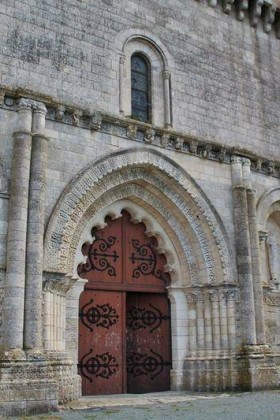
[10, 390, 280, 420]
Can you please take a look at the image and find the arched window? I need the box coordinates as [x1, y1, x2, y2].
[131, 54, 151, 123]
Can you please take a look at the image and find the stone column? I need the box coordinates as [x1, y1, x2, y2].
[226, 290, 236, 350]
[119, 55, 125, 115]
[219, 290, 228, 349]
[24, 102, 48, 351]
[3, 99, 33, 350]
[231, 157, 256, 345]
[186, 293, 197, 354]
[162, 70, 171, 128]
[195, 292, 205, 352]
[247, 188, 266, 344]
[209, 290, 220, 350]
[203, 292, 213, 350]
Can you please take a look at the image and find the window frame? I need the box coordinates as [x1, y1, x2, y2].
[130, 53, 152, 123]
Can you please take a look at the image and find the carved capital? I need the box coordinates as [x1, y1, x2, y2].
[209, 290, 219, 302]
[144, 128, 155, 144]
[119, 54, 125, 65]
[126, 124, 137, 140]
[221, 289, 237, 302]
[231, 155, 243, 165]
[43, 275, 76, 296]
[242, 158, 251, 167]
[55, 105, 65, 121]
[17, 98, 33, 111]
[186, 291, 203, 303]
[259, 230, 268, 243]
[33, 101, 47, 115]
[161, 70, 170, 80]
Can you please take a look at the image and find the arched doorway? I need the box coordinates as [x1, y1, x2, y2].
[77, 210, 172, 395]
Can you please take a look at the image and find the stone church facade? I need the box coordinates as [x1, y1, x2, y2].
[0, 0, 280, 415]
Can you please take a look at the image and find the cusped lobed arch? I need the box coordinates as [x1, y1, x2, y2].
[44, 148, 234, 287]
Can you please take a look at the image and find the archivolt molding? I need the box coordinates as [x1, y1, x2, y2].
[44, 148, 233, 286]
[114, 28, 175, 70]
[257, 187, 280, 231]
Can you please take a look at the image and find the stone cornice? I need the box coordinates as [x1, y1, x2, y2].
[2, 93, 280, 179]
[199, 0, 280, 39]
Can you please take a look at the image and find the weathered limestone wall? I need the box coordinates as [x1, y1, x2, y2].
[0, 0, 279, 159]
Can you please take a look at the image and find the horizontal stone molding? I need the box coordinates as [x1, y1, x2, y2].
[2, 95, 280, 179]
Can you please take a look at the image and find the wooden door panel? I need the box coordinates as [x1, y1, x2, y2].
[78, 216, 123, 286]
[78, 210, 172, 395]
[126, 293, 171, 393]
[78, 290, 124, 395]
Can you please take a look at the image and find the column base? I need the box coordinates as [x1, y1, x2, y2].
[180, 348, 280, 392]
[236, 345, 280, 391]
[0, 350, 81, 416]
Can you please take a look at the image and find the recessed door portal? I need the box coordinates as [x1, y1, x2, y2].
[78, 210, 171, 395]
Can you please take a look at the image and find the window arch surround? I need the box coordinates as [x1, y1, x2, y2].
[119, 33, 173, 128]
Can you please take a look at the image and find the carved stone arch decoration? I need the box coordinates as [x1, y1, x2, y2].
[44, 148, 234, 288]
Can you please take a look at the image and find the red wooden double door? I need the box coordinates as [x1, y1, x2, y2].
[78, 211, 171, 395]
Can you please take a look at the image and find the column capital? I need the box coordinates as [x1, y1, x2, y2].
[33, 101, 47, 115]
[259, 230, 268, 243]
[17, 98, 33, 112]
[161, 69, 171, 80]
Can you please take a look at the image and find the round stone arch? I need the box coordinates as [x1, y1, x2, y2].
[44, 148, 234, 390]
[44, 148, 233, 286]
[257, 186, 280, 232]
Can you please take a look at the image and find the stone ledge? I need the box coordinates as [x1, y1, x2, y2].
[1, 93, 280, 179]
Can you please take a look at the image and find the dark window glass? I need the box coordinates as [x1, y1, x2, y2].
[131, 54, 151, 122]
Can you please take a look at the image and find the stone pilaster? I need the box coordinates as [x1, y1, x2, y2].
[162, 70, 172, 128]
[24, 101, 48, 351]
[247, 188, 266, 344]
[3, 98, 33, 350]
[231, 157, 256, 345]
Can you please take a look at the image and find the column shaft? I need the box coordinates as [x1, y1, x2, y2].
[24, 103, 48, 350]
[233, 185, 256, 344]
[247, 189, 266, 344]
[4, 100, 32, 349]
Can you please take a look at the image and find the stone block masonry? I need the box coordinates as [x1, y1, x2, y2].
[0, 0, 280, 416]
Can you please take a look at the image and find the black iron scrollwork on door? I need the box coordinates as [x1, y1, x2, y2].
[79, 299, 119, 331]
[78, 349, 119, 382]
[78, 235, 119, 277]
[126, 349, 171, 379]
[129, 238, 169, 283]
[126, 304, 170, 333]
